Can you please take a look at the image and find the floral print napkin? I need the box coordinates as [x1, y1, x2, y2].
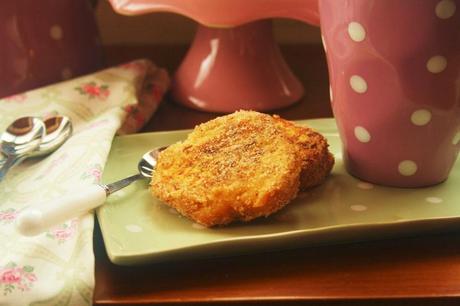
[0, 59, 169, 306]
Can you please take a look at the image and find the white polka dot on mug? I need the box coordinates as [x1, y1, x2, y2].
[354, 126, 371, 143]
[427, 56, 447, 74]
[348, 22, 366, 42]
[349, 75, 368, 93]
[50, 25, 63, 40]
[436, 0, 456, 19]
[398, 160, 418, 177]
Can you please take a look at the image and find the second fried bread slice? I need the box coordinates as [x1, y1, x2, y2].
[272, 115, 335, 190]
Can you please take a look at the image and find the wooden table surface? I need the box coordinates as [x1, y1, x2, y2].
[94, 44, 460, 306]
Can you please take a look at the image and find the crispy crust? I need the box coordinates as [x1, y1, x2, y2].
[150, 111, 334, 227]
[272, 115, 335, 190]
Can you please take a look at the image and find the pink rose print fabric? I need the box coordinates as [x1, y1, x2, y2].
[118, 61, 169, 134]
[3, 94, 27, 103]
[0, 58, 170, 305]
[46, 219, 78, 244]
[81, 164, 103, 183]
[75, 82, 110, 100]
[0, 262, 37, 295]
[0, 208, 18, 225]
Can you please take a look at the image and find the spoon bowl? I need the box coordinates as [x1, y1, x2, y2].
[137, 148, 162, 178]
[1, 117, 45, 155]
[0, 117, 45, 181]
[0, 115, 73, 180]
[31, 115, 73, 157]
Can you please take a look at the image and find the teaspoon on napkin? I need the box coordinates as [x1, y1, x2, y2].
[16, 147, 163, 236]
[0, 115, 73, 181]
[0, 117, 45, 182]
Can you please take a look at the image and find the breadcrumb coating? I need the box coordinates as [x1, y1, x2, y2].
[151, 111, 333, 227]
[272, 115, 334, 190]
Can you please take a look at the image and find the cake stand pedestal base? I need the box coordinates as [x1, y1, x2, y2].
[172, 20, 304, 113]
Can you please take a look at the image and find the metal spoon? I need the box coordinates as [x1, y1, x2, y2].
[0, 117, 45, 182]
[0, 115, 73, 178]
[16, 147, 164, 236]
[31, 115, 73, 157]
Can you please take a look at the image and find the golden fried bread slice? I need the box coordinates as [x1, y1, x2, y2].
[273, 116, 335, 190]
[151, 111, 303, 227]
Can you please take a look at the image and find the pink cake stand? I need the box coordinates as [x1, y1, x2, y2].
[108, 0, 319, 113]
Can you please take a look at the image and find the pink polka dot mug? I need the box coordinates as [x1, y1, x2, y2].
[304, 0, 460, 187]
[0, 0, 103, 98]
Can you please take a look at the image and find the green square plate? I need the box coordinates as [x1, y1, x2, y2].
[97, 118, 460, 265]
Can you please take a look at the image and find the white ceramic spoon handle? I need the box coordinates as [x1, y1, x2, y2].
[16, 184, 107, 236]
